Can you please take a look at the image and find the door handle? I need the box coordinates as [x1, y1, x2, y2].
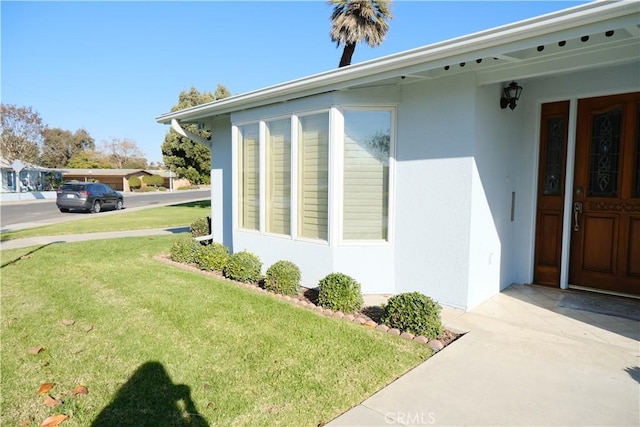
[573, 201, 583, 232]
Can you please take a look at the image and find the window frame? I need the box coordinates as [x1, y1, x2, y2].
[232, 105, 394, 247]
[337, 106, 396, 246]
[294, 109, 332, 245]
[234, 121, 261, 233]
[263, 115, 294, 239]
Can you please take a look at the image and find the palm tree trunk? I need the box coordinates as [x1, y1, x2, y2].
[338, 43, 356, 67]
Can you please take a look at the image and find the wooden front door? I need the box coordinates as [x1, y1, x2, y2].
[569, 92, 640, 295]
[534, 101, 570, 286]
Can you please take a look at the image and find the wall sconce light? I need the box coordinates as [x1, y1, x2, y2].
[500, 81, 523, 110]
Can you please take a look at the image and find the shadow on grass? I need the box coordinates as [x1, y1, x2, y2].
[92, 361, 208, 426]
[0, 244, 55, 268]
[167, 200, 211, 209]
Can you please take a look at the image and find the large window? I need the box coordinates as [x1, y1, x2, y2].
[234, 107, 392, 244]
[266, 119, 291, 235]
[238, 124, 260, 230]
[298, 113, 329, 241]
[343, 110, 391, 240]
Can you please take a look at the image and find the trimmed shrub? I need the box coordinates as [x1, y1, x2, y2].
[381, 292, 443, 339]
[143, 174, 164, 188]
[264, 261, 301, 296]
[195, 242, 229, 271]
[317, 273, 363, 313]
[128, 176, 141, 190]
[190, 217, 210, 238]
[169, 236, 199, 264]
[223, 251, 262, 283]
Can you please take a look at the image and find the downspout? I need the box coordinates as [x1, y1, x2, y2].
[171, 119, 214, 242]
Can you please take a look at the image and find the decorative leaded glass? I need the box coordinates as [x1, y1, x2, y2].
[588, 108, 622, 197]
[543, 118, 565, 195]
[635, 107, 640, 198]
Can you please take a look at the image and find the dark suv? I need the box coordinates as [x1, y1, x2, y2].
[56, 182, 124, 213]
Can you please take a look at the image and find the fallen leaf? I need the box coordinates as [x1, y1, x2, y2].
[72, 385, 88, 395]
[28, 346, 44, 355]
[61, 319, 75, 326]
[82, 325, 93, 332]
[37, 383, 55, 395]
[40, 414, 68, 427]
[43, 395, 62, 408]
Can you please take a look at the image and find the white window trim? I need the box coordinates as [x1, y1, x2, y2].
[263, 115, 294, 240]
[290, 114, 300, 241]
[294, 108, 332, 246]
[337, 105, 396, 247]
[259, 120, 267, 234]
[233, 121, 261, 234]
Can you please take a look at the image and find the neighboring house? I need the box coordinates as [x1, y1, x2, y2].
[156, 2, 640, 310]
[58, 169, 152, 192]
[1, 157, 59, 192]
[57, 169, 189, 191]
[145, 169, 191, 190]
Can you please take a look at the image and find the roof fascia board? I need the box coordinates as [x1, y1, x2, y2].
[155, 1, 638, 124]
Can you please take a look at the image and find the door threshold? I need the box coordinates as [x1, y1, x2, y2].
[568, 285, 640, 300]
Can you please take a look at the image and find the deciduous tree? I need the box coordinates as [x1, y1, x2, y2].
[0, 104, 46, 163]
[102, 138, 147, 169]
[67, 151, 111, 169]
[41, 127, 95, 168]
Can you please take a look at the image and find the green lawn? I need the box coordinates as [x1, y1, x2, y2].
[0, 235, 431, 426]
[0, 200, 211, 242]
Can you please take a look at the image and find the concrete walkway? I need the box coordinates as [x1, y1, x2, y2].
[0, 227, 190, 251]
[330, 284, 639, 426]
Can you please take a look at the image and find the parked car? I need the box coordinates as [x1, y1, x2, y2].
[56, 182, 124, 213]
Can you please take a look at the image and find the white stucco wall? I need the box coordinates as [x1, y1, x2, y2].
[393, 76, 476, 309]
[209, 115, 233, 249]
[466, 83, 521, 309]
[206, 61, 639, 310]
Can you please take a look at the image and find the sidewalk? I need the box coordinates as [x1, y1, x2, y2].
[330, 284, 639, 426]
[0, 227, 190, 251]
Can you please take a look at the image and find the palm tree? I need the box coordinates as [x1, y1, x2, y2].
[329, 0, 393, 68]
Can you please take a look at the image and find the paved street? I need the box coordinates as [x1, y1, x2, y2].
[0, 189, 210, 232]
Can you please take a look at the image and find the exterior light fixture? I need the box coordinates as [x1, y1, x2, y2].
[500, 81, 523, 110]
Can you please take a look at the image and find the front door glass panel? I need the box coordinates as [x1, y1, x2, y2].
[588, 108, 622, 197]
[543, 118, 566, 195]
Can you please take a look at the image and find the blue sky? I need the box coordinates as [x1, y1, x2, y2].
[2, 0, 587, 164]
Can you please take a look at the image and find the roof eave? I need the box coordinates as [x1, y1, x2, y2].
[155, 1, 639, 124]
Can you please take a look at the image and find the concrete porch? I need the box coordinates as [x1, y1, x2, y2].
[332, 284, 639, 426]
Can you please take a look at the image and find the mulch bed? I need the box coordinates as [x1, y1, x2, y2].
[154, 254, 463, 350]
